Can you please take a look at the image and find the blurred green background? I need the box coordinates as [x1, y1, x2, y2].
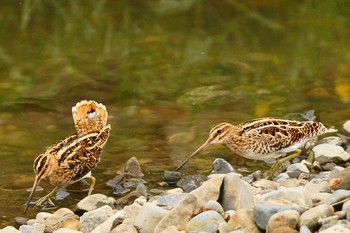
[1, 0, 350, 227]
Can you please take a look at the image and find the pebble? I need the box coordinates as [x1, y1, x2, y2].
[319, 224, 350, 232]
[211, 158, 235, 174]
[77, 194, 117, 212]
[221, 173, 255, 210]
[0, 226, 20, 233]
[223, 208, 260, 233]
[79, 205, 115, 233]
[298, 204, 334, 230]
[176, 174, 207, 192]
[265, 210, 300, 232]
[185, 210, 225, 233]
[134, 203, 170, 233]
[325, 189, 350, 205]
[204, 200, 224, 213]
[253, 203, 303, 230]
[286, 163, 310, 178]
[163, 171, 181, 185]
[313, 144, 350, 164]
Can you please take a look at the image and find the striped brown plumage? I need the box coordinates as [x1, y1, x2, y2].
[24, 100, 111, 214]
[176, 117, 337, 171]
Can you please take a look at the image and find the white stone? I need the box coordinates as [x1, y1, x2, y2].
[0, 226, 20, 233]
[313, 144, 350, 164]
[91, 211, 127, 233]
[77, 194, 116, 212]
[134, 203, 170, 233]
[343, 120, 350, 133]
[319, 224, 350, 233]
[53, 229, 82, 233]
[79, 205, 115, 233]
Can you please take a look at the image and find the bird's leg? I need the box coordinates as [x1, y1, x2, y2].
[87, 176, 96, 196]
[35, 186, 58, 207]
[265, 149, 302, 180]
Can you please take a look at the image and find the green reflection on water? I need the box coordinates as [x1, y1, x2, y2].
[1, 0, 350, 227]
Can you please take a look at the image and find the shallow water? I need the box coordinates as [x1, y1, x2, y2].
[1, 0, 350, 227]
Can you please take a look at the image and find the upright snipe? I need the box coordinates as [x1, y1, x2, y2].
[176, 117, 337, 178]
[24, 100, 111, 214]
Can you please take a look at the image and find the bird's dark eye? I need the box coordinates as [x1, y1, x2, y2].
[217, 129, 222, 134]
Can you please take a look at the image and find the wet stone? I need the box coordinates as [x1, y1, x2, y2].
[211, 158, 235, 174]
[163, 171, 181, 185]
[176, 174, 207, 192]
[112, 184, 130, 196]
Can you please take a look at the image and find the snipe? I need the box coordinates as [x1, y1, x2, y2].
[176, 117, 337, 178]
[23, 100, 111, 214]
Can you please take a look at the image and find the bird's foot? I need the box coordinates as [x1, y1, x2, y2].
[34, 186, 58, 207]
[265, 149, 302, 180]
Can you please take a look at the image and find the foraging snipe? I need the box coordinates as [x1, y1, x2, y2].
[176, 117, 337, 177]
[23, 100, 111, 214]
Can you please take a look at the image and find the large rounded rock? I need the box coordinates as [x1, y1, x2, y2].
[313, 144, 350, 164]
[266, 210, 299, 233]
[298, 204, 334, 230]
[134, 203, 170, 233]
[91, 211, 127, 233]
[185, 210, 225, 233]
[223, 208, 260, 233]
[220, 173, 255, 211]
[0, 226, 21, 233]
[253, 204, 303, 230]
[77, 194, 117, 212]
[319, 224, 350, 233]
[255, 187, 312, 208]
[79, 205, 115, 233]
[154, 174, 225, 233]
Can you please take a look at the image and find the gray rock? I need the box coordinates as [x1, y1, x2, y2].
[79, 205, 115, 233]
[255, 187, 312, 208]
[19, 222, 45, 233]
[325, 189, 350, 205]
[154, 193, 188, 210]
[0, 226, 20, 233]
[221, 173, 255, 211]
[298, 204, 334, 230]
[134, 203, 170, 233]
[266, 210, 299, 232]
[299, 225, 312, 233]
[154, 174, 225, 233]
[253, 204, 303, 230]
[77, 194, 117, 212]
[176, 174, 208, 192]
[163, 171, 181, 185]
[313, 144, 350, 164]
[91, 211, 127, 233]
[204, 200, 224, 213]
[286, 163, 309, 178]
[211, 158, 235, 174]
[185, 210, 225, 233]
[319, 224, 350, 233]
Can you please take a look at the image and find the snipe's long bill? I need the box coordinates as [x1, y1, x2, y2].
[23, 100, 111, 214]
[176, 117, 337, 172]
